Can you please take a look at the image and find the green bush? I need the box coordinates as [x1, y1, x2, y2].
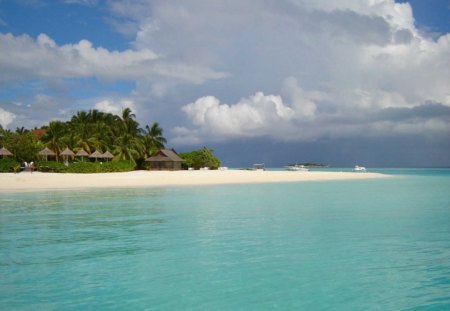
[101, 161, 135, 172]
[36, 161, 68, 173]
[65, 160, 135, 173]
[0, 158, 21, 173]
[180, 147, 221, 170]
[7, 159, 136, 174]
[65, 161, 100, 173]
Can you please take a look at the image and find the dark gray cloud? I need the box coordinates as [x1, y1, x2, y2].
[200, 134, 450, 168]
[374, 102, 450, 122]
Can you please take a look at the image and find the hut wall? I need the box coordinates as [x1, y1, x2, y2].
[148, 161, 182, 171]
[173, 162, 182, 170]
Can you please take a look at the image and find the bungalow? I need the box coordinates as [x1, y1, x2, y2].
[145, 149, 184, 171]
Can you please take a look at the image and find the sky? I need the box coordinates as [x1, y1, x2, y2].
[0, 0, 449, 167]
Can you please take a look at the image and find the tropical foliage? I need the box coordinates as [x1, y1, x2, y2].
[0, 108, 166, 169]
[179, 147, 221, 170]
[0, 158, 20, 173]
[35, 160, 135, 173]
[0, 127, 43, 162]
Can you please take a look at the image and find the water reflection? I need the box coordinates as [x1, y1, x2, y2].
[0, 188, 173, 267]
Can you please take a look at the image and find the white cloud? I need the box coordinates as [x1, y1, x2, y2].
[94, 98, 136, 115]
[0, 33, 227, 85]
[142, 0, 448, 143]
[2, 0, 450, 147]
[175, 92, 299, 143]
[0, 108, 16, 128]
[175, 83, 450, 143]
[64, 0, 98, 6]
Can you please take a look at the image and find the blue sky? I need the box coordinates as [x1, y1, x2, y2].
[0, 0, 449, 167]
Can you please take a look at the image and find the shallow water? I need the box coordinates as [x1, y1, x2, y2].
[1, 169, 449, 310]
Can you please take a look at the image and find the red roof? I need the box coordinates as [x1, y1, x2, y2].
[32, 129, 48, 140]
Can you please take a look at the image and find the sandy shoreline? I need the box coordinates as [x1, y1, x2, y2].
[0, 170, 391, 192]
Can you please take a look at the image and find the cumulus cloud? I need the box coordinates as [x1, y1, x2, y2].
[148, 0, 449, 144]
[94, 98, 137, 115]
[173, 92, 299, 144]
[0, 33, 227, 85]
[0, 107, 16, 128]
[174, 84, 450, 143]
[2, 0, 449, 149]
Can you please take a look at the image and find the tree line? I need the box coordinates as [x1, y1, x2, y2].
[0, 108, 166, 166]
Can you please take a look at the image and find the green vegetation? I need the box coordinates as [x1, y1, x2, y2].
[1, 109, 222, 173]
[35, 161, 67, 173]
[34, 160, 135, 173]
[0, 108, 166, 172]
[0, 158, 21, 173]
[4, 130, 42, 163]
[180, 147, 221, 170]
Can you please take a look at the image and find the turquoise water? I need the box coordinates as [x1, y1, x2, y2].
[1, 169, 449, 310]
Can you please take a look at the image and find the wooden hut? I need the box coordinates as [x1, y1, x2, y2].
[60, 147, 75, 165]
[38, 147, 56, 161]
[145, 149, 184, 171]
[75, 149, 89, 161]
[89, 150, 103, 162]
[0, 147, 13, 158]
[102, 151, 114, 162]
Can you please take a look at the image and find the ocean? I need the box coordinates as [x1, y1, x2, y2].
[1, 169, 449, 310]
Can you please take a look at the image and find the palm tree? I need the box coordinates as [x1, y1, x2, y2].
[43, 121, 67, 161]
[121, 107, 136, 123]
[70, 111, 94, 153]
[112, 132, 143, 165]
[15, 127, 27, 135]
[142, 122, 167, 157]
[0, 125, 6, 146]
[120, 108, 140, 136]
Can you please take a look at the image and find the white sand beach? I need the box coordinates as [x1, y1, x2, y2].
[0, 170, 390, 192]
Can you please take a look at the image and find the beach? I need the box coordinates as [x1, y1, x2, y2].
[0, 170, 389, 192]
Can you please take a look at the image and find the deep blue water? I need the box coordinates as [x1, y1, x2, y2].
[1, 169, 449, 310]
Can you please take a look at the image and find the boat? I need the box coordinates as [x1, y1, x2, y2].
[253, 163, 265, 171]
[285, 164, 309, 171]
[353, 165, 367, 172]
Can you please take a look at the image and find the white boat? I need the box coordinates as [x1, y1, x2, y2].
[353, 165, 367, 172]
[285, 165, 309, 171]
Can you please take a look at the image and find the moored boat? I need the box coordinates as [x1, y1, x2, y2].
[285, 164, 309, 171]
[253, 163, 265, 171]
[353, 165, 367, 172]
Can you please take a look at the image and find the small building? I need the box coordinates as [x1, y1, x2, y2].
[145, 149, 184, 171]
[32, 128, 48, 141]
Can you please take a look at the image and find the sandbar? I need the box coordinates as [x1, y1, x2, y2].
[0, 170, 390, 192]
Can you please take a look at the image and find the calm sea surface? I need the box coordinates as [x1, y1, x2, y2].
[1, 169, 449, 310]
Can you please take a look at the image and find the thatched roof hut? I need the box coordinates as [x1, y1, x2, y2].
[0, 147, 13, 158]
[60, 147, 75, 157]
[76, 149, 89, 157]
[38, 147, 56, 161]
[89, 150, 103, 161]
[75, 149, 89, 161]
[145, 149, 184, 170]
[60, 147, 75, 164]
[102, 151, 114, 161]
